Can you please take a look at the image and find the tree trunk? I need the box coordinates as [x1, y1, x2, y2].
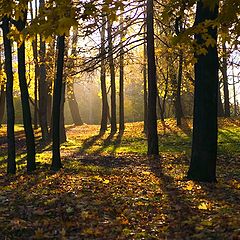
[143, 45, 148, 133]
[147, 0, 159, 155]
[119, 15, 125, 132]
[30, 1, 39, 129]
[176, 52, 184, 126]
[143, 8, 148, 133]
[0, 85, 6, 128]
[218, 81, 224, 117]
[2, 16, 16, 174]
[68, 82, 83, 125]
[0, 48, 5, 127]
[16, 15, 36, 172]
[67, 30, 83, 126]
[39, 0, 48, 140]
[33, 37, 39, 129]
[47, 80, 52, 126]
[107, 18, 117, 133]
[51, 35, 65, 171]
[232, 62, 237, 116]
[100, 16, 108, 132]
[60, 79, 66, 144]
[187, 1, 219, 182]
[157, 92, 164, 121]
[222, 42, 230, 117]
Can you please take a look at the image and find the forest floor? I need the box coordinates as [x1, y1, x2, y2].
[0, 118, 239, 240]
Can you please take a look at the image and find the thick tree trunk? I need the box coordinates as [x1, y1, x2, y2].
[2, 16, 16, 174]
[222, 42, 230, 117]
[100, 16, 108, 132]
[16, 15, 36, 172]
[107, 18, 117, 133]
[119, 16, 125, 132]
[187, 1, 219, 182]
[147, 0, 159, 155]
[51, 35, 65, 171]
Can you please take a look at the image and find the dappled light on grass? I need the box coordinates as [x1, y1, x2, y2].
[0, 119, 240, 238]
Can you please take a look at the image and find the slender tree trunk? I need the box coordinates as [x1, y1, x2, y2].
[47, 80, 52, 126]
[2, 16, 16, 174]
[107, 18, 117, 133]
[68, 30, 83, 126]
[187, 1, 219, 182]
[0, 86, 6, 127]
[157, 92, 164, 121]
[33, 37, 39, 129]
[16, 15, 36, 172]
[143, 46, 148, 132]
[30, 1, 39, 129]
[47, 38, 56, 127]
[222, 42, 230, 117]
[60, 79, 66, 143]
[143, 7, 148, 133]
[232, 62, 237, 116]
[0, 49, 5, 127]
[39, 0, 48, 140]
[119, 15, 125, 132]
[100, 16, 108, 132]
[176, 51, 184, 126]
[51, 35, 65, 171]
[218, 81, 224, 117]
[147, 0, 159, 155]
[68, 81, 83, 125]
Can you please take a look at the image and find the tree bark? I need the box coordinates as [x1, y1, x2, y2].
[119, 15, 125, 132]
[107, 18, 117, 133]
[232, 62, 237, 116]
[39, 0, 49, 140]
[68, 82, 83, 125]
[30, 0, 39, 129]
[100, 16, 108, 132]
[51, 35, 65, 171]
[147, 0, 159, 155]
[143, 8, 148, 133]
[67, 30, 83, 126]
[16, 14, 36, 172]
[176, 52, 184, 126]
[222, 42, 230, 117]
[187, 1, 219, 182]
[2, 16, 16, 174]
[60, 79, 66, 144]
[218, 81, 224, 117]
[0, 85, 6, 128]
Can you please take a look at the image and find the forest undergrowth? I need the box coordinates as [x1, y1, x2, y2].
[0, 118, 239, 239]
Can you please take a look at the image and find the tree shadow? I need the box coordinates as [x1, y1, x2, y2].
[78, 132, 105, 154]
[147, 156, 202, 238]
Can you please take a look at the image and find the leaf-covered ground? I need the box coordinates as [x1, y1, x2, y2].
[0, 118, 239, 239]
